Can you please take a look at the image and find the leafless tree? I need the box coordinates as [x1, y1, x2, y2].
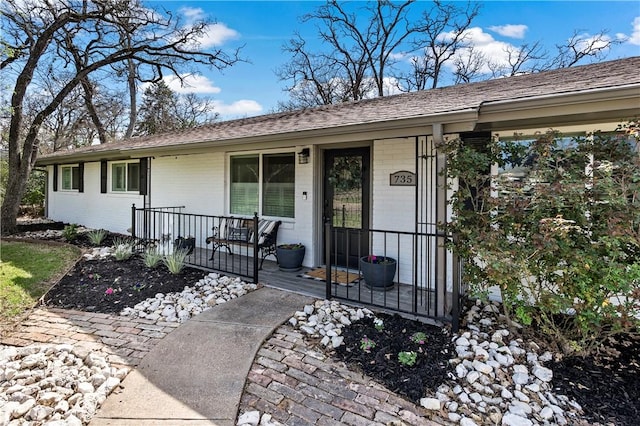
[278, 0, 415, 109]
[487, 42, 548, 78]
[453, 45, 486, 84]
[550, 30, 622, 68]
[0, 0, 240, 234]
[416, 1, 480, 89]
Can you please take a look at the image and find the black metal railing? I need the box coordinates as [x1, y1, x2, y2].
[325, 223, 463, 330]
[131, 205, 259, 282]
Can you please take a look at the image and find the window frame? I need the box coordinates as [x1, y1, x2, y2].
[60, 165, 80, 191]
[229, 151, 296, 219]
[110, 160, 141, 193]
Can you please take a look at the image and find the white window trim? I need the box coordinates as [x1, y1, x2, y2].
[60, 164, 79, 192]
[109, 160, 140, 194]
[228, 150, 296, 219]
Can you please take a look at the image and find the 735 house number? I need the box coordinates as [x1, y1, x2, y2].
[390, 171, 416, 186]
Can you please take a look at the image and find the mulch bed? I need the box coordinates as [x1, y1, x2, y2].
[42, 257, 206, 313]
[333, 311, 639, 425]
[334, 313, 454, 403]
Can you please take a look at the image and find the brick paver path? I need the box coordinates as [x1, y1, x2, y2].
[0, 307, 179, 367]
[2, 306, 445, 425]
[239, 325, 445, 426]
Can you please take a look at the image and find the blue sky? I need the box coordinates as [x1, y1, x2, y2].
[147, 1, 640, 120]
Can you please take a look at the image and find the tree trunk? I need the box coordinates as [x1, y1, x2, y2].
[1, 153, 31, 235]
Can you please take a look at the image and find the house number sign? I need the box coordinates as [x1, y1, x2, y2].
[390, 170, 416, 186]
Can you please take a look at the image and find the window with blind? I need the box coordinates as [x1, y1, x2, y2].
[61, 165, 79, 190]
[230, 153, 295, 218]
[111, 161, 140, 192]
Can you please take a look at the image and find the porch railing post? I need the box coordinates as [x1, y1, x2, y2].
[253, 212, 259, 284]
[451, 233, 461, 332]
[131, 204, 136, 239]
[325, 222, 332, 300]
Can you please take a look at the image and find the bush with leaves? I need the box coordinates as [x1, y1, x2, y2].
[442, 122, 640, 355]
[61, 224, 79, 242]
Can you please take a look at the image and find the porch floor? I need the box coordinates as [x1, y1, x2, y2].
[185, 248, 451, 324]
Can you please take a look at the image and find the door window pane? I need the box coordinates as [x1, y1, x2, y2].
[230, 156, 259, 215]
[263, 153, 295, 218]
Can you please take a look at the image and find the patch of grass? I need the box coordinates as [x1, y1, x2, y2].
[0, 241, 80, 322]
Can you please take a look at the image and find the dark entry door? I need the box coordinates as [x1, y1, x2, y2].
[323, 148, 370, 268]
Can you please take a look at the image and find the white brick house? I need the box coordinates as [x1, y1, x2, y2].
[36, 57, 640, 279]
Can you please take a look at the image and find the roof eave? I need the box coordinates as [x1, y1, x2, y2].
[476, 84, 640, 131]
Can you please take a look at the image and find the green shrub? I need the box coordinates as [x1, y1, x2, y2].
[143, 247, 163, 268]
[86, 229, 108, 246]
[163, 249, 188, 274]
[61, 224, 79, 242]
[112, 237, 134, 261]
[443, 121, 640, 356]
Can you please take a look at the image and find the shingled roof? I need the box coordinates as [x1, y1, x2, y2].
[37, 56, 640, 162]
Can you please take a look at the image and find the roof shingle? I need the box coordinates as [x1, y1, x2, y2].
[38, 56, 640, 160]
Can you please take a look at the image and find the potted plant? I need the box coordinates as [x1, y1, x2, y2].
[360, 255, 397, 290]
[276, 243, 306, 272]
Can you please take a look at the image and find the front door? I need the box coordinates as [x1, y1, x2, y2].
[323, 147, 370, 268]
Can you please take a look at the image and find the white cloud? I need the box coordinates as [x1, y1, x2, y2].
[213, 100, 263, 117]
[179, 6, 205, 23]
[488, 24, 528, 39]
[196, 23, 239, 48]
[437, 27, 520, 75]
[163, 74, 222, 94]
[627, 16, 640, 45]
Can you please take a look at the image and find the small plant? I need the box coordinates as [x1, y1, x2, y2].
[398, 351, 417, 366]
[277, 243, 305, 250]
[164, 249, 189, 274]
[112, 237, 134, 261]
[373, 317, 384, 331]
[143, 247, 163, 268]
[364, 255, 394, 264]
[62, 223, 79, 242]
[131, 282, 146, 292]
[359, 336, 376, 353]
[105, 287, 114, 295]
[86, 229, 108, 246]
[410, 332, 427, 345]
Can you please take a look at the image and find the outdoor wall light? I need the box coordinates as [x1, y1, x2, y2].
[298, 148, 310, 164]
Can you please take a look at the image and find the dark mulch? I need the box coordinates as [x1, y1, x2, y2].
[43, 257, 206, 314]
[334, 312, 639, 425]
[334, 313, 454, 403]
[549, 335, 640, 425]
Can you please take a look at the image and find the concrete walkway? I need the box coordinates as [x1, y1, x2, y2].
[90, 287, 313, 426]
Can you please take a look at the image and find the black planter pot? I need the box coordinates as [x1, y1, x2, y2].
[277, 245, 306, 272]
[174, 237, 195, 255]
[360, 256, 397, 290]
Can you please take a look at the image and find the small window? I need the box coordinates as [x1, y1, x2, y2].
[61, 165, 79, 190]
[111, 161, 140, 192]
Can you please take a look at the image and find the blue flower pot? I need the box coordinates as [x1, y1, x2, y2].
[277, 245, 306, 272]
[360, 256, 396, 290]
